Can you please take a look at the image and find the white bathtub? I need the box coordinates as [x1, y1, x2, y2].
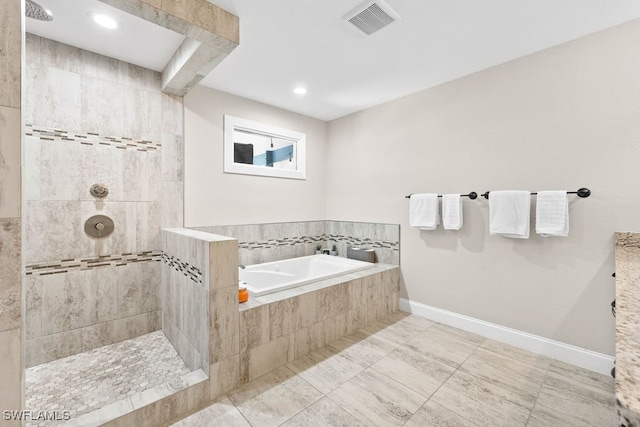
[240, 254, 374, 297]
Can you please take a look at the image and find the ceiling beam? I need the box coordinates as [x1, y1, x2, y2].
[98, 0, 239, 96]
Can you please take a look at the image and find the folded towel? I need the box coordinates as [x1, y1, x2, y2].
[536, 191, 569, 237]
[442, 194, 463, 230]
[410, 193, 440, 230]
[489, 191, 531, 239]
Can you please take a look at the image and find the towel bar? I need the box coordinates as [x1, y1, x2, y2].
[480, 188, 591, 199]
[405, 192, 477, 199]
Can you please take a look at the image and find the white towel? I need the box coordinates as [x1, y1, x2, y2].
[442, 194, 463, 230]
[489, 191, 531, 239]
[536, 191, 569, 237]
[410, 193, 440, 230]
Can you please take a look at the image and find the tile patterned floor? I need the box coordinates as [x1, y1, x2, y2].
[173, 312, 616, 427]
[25, 331, 191, 426]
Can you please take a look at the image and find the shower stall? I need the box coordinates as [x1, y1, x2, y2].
[22, 33, 190, 423]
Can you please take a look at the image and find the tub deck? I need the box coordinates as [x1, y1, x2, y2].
[239, 262, 398, 311]
[241, 254, 375, 297]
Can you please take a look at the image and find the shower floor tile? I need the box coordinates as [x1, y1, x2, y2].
[25, 330, 190, 426]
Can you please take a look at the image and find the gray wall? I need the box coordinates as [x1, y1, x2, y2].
[183, 86, 328, 227]
[23, 35, 184, 366]
[0, 1, 22, 421]
[326, 20, 640, 356]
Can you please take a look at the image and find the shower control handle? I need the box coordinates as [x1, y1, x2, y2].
[84, 215, 114, 238]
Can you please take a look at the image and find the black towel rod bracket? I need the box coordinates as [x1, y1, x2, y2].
[481, 188, 591, 199]
[405, 192, 478, 199]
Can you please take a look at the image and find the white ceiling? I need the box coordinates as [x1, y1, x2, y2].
[27, 0, 640, 121]
[26, 0, 185, 72]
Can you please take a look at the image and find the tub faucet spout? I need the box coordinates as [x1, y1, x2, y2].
[239, 264, 246, 269]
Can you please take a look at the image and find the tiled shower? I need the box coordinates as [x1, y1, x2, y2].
[23, 33, 185, 422]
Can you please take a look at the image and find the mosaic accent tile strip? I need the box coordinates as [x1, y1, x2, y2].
[25, 124, 162, 152]
[25, 331, 191, 427]
[237, 234, 399, 251]
[161, 253, 203, 285]
[237, 235, 326, 250]
[25, 251, 162, 276]
[327, 234, 400, 251]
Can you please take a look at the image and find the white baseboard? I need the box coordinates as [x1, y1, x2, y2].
[400, 298, 614, 376]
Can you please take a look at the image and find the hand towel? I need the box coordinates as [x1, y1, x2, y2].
[410, 193, 440, 230]
[442, 194, 463, 230]
[536, 191, 569, 237]
[489, 190, 531, 239]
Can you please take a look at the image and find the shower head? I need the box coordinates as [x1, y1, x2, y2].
[25, 0, 53, 21]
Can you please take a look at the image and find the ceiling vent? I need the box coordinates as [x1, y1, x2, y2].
[343, 0, 401, 35]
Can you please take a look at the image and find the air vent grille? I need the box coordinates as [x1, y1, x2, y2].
[344, 0, 401, 35]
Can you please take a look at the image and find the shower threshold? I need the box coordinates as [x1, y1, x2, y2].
[25, 330, 206, 426]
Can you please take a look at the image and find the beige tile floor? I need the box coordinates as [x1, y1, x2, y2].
[172, 312, 616, 427]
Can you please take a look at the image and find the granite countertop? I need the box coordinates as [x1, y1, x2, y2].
[615, 232, 640, 426]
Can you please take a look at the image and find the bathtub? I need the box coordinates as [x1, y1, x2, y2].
[240, 254, 375, 297]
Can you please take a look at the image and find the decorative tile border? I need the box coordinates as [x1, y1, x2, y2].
[24, 236, 395, 278]
[25, 124, 162, 152]
[237, 234, 399, 251]
[25, 250, 204, 285]
[238, 235, 326, 250]
[25, 251, 162, 276]
[327, 234, 400, 250]
[161, 253, 203, 285]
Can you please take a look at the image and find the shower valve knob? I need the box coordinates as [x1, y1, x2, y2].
[84, 215, 114, 238]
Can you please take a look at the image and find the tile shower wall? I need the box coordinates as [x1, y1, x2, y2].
[0, 0, 23, 421]
[23, 34, 184, 366]
[193, 220, 400, 266]
[161, 229, 212, 375]
[160, 228, 239, 389]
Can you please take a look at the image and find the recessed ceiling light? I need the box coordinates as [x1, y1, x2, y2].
[93, 13, 118, 29]
[294, 87, 307, 95]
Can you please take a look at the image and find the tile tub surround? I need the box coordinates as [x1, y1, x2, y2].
[326, 220, 400, 265]
[238, 264, 401, 383]
[615, 232, 640, 426]
[192, 220, 400, 266]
